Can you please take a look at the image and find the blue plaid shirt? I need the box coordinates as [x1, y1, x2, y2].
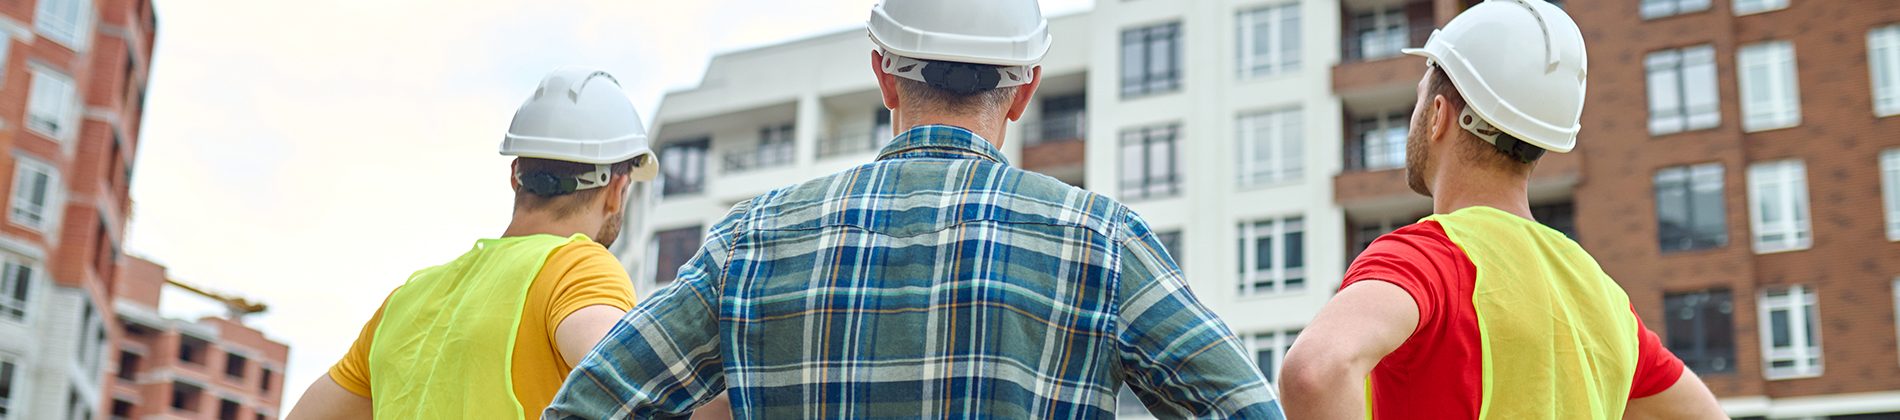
[546, 125, 1282, 419]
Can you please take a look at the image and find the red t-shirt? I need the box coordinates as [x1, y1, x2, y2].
[1340, 221, 1685, 419]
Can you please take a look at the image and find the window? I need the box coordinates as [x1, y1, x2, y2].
[1349, 8, 1407, 61]
[1250, 329, 1301, 381]
[1872, 25, 1900, 116]
[178, 335, 209, 365]
[1646, 45, 1721, 134]
[1236, 108, 1303, 187]
[1237, 216, 1305, 296]
[33, 0, 91, 49]
[0, 261, 30, 322]
[0, 358, 16, 419]
[111, 399, 131, 420]
[1120, 22, 1181, 97]
[11, 156, 60, 230]
[1747, 160, 1811, 253]
[259, 367, 274, 393]
[1738, 41, 1801, 132]
[67, 388, 92, 420]
[224, 352, 247, 379]
[758, 123, 795, 167]
[659, 139, 709, 196]
[1237, 3, 1299, 79]
[1155, 230, 1183, 267]
[1531, 202, 1578, 240]
[650, 226, 703, 287]
[80, 303, 104, 375]
[117, 351, 139, 381]
[171, 381, 203, 412]
[1350, 111, 1407, 171]
[1655, 163, 1728, 252]
[94, 220, 117, 282]
[1732, 0, 1788, 15]
[1119, 124, 1181, 200]
[1640, 0, 1710, 18]
[1664, 289, 1735, 373]
[1883, 149, 1900, 240]
[1033, 94, 1086, 146]
[872, 108, 892, 145]
[218, 399, 239, 420]
[26, 68, 78, 140]
[1759, 285, 1821, 379]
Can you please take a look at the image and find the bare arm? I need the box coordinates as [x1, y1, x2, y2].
[286, 375, 373, 420]
[1280, 281, 1418, 419]
[1625, 369, 1724, 420]
[555, 305, 629, 367]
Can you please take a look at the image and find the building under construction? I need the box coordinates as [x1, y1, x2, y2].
[107, 257, 288, 420]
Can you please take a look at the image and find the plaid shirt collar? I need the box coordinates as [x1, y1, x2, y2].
[875, 124, 1013, 166]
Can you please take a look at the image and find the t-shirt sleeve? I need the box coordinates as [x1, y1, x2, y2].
[1629, 309, 1687, 399]
[326, 292, 395, 398]
[542, 241, 639, 336]
[1339, 221, 1464, 336]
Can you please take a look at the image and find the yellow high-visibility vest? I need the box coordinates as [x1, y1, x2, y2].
[1425, 207, 1639, 419]
[368, 234, 586, 419]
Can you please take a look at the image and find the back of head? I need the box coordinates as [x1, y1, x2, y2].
[1404, 0, 1587, 159]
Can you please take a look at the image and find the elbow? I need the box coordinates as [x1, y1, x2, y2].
[1277, 346, 1354, 398]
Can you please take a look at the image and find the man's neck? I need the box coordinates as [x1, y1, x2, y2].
[900, 114, 1006, 148]
[502, 212, 600, 240]
[1428, 169, 1535, 221]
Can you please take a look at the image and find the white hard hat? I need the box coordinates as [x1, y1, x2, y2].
[867, 0, 1052, 92]
[501, 66, 659, 183]
[1403, 0, 1587, 153]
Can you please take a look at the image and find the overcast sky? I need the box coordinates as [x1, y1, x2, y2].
[127, 0, 1093, 409]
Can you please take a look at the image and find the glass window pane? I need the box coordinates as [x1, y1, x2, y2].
[1770, 308, 1791, 348]
[1284, 230, 1304, 269]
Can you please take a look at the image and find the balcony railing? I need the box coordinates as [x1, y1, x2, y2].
[1344, 130, 1407, 172]
[722, 143, 795, 174]
[1342, 25, 1434, 63]
[1023, 112, 1087, 147]
[818, 125, 889, 158]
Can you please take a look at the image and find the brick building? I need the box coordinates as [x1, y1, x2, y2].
[0, 0, 156, 418]
[109, 257, 287, 420]
[1339, 0, 1900, 417]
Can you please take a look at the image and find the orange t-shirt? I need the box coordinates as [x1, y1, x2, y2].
[327, 240, 636, 414]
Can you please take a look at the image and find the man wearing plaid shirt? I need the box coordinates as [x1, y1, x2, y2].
[544, 1, 1283, 418]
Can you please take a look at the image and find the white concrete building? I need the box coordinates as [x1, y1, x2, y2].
[619, 2, 1345, 416]
[0, 246, 111, 420]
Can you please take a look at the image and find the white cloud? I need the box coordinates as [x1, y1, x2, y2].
[129, 0, 1091, 410]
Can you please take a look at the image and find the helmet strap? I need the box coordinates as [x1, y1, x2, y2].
[1458, 107, 1546, 164]
[516, 164, 614, 197]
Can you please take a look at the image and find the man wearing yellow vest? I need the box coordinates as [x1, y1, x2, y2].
[1280, 1, 1725, 419]
[285, 67, 658, 419]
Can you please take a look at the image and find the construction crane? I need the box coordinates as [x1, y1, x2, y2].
[165, 278, 268, 320]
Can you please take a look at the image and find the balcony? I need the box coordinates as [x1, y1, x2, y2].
[817, 124, 889, 159]
[721, 143, 794, 174]
[1333, 0, 1436, 96]
[1019, 112, 1087, 186]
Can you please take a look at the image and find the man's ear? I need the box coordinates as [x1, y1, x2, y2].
[873, 50, 901, 112]
[1429, 95, 1457, 147]
[1005, 66, 1043, 122]
[602, 175, 631, 215]
[509, 159, 521, 190]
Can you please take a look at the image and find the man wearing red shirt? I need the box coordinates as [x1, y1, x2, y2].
[1280, 1, 1726, 419]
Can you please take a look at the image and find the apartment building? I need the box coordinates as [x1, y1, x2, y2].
[625, 0, 1900, 418]
[0, 0, 155, 418]
[1564, 0, 1900, 417]
[106, 257, 287, 420]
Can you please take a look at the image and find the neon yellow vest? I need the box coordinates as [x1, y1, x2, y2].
[1425, 207, 1640, 419]
[368, 234, 586, 419]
